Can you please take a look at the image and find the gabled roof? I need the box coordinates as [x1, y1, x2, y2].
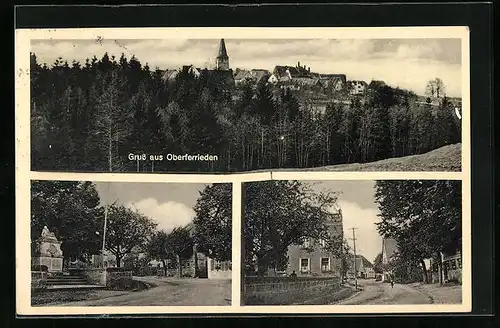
[320, 73, 347, 80]
[162, 69, 179, 81]
[273, 65, 302, 78]
[234, 69, 252, 80]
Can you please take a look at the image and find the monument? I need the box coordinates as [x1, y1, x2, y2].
[32, 226, 64, 272]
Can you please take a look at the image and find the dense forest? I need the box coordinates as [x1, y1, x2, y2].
[30, 52, 461, 173]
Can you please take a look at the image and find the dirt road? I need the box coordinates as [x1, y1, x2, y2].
[335, 279, 432, 305]
[54, 277, 231, 306]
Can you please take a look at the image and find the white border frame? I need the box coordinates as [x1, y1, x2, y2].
[15, 26, 471, 315]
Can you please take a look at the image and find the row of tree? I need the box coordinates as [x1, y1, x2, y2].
[30, 53, 461, 172]
[31, 180, 233, 275]
[373, 180, 462, 284]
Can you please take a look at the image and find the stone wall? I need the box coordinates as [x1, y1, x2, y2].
[83, 268, 106, 285]
[82, 268, 133, 288]
[244, 277, 341, 305]
[106, 271, 134, 290]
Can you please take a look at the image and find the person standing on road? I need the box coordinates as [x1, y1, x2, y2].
[390, 279, 394, 288]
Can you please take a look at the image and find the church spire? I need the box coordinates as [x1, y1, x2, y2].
[216, 39, 229, 70]
[217, 38, 228, 59]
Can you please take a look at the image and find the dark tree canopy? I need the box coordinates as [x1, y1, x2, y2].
[30, 52, 461, 173]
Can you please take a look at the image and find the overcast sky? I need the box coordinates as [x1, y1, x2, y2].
[32, 38, 462, 97]
[94, 180, 381, 263]
[95, 182, 211, 233]
[309, 180, 382, 263]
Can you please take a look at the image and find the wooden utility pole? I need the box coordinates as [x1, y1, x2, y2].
[102, 182, 110, 268]
[351, 227, 358, 291]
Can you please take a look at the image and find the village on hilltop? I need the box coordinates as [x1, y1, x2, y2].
[159, 39, 460, 113]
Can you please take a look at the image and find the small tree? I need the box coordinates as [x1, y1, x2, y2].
[145, 230, 172, 276]
[168, 226, 194, 277]
[105, 204, 157, 267]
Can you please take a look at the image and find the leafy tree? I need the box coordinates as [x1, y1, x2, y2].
[193, 184, 232, 261]
[105, 204, 157, 267]
[243, 180, 342, 275]
[167, 226, 194, 277]
[374, 180, 461, 284]
[145, 230, 172, 276]
[31, 181, 103, 264]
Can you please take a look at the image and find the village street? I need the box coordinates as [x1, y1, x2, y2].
[334, 279, 432, 305]
[52, 277, 231, 306]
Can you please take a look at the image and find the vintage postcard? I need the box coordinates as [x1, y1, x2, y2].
[15, 26, 470, 315]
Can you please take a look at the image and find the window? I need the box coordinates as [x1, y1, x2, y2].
[300, 258, 310, 273]
[321, 258, 330, 272]
[457, 258, 462, 269]
[302, 238, 310, 248]
[451, 260, 457, 270]
[319, 239, 326, 247]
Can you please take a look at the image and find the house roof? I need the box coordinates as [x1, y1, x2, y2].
[251, 69, 270, 82]
[234, 69, 252, 80]
[348, 80, 368, 87]
[273, 65, 302, 78]
[293, 77, 322, 86]
[162, 69, 179, 81]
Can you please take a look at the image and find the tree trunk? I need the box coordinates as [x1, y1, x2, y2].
[161, 259, 167, 276]
[108, 126, 112, 172]
[116, 255, 121, 268]
[420, 258, 429, 284]
[193, 244, 198, 278]
[176, 254, 182, 277]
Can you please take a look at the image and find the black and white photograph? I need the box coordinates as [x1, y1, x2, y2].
[241, 179, 463, 306]
[29, 34, 463, 173]
[30, 180, 232, 307]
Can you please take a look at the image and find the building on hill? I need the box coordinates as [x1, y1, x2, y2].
[320, 74, 347, 92]
[348, 80, 368, 95]
[381, 237, 398, 282]
[234, 68, 270, 86]
[286, 210, 344, 277]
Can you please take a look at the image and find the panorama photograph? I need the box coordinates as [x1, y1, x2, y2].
[30, 37, 462, 173]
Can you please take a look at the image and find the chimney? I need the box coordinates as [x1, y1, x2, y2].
[308, 66, 310, 73]
[298, 61, 300, 68]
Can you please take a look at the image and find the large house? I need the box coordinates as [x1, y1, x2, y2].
[320, 74, 347, 92]
[286, 210, 344, 277]
[234, 68, 270, 86]
[429, 250, 462, 284]
[348, 80, 368, 95]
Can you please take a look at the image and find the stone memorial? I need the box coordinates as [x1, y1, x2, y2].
[32, 226, 64, 272]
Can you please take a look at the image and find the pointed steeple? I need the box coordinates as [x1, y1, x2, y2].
[217, 38, 228, 59]
[215, 39, 229, 70]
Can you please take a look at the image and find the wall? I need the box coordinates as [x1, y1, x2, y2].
[83, 268, 106, 285]
[207, 258, 232, 279]
[244, 277, 341, 305]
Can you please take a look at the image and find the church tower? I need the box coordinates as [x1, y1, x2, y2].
[216, 39, 230, 71]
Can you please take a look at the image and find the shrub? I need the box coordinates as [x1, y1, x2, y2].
[106, 267, 129, 273]
[31, 278, 47, 294]
[31, 265, 48, 272]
